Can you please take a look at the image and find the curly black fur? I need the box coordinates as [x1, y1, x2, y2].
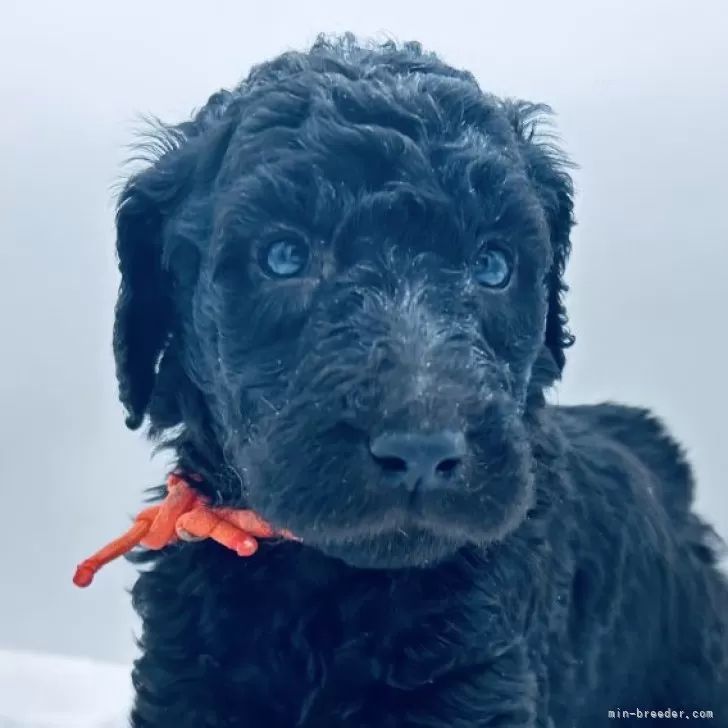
[109, 34, 728, 727]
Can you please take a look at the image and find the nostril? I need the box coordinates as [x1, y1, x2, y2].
[435, 457, 461, 477]
[372, 455, 408, 473]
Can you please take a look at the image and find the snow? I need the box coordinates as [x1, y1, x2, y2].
[0, 649, 131, 728]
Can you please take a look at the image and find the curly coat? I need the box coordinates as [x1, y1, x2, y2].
[110, 34, 728, 728]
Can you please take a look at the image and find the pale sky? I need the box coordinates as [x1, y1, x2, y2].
[0, 0, 726, 663]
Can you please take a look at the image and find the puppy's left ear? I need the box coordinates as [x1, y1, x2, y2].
[502, 100, 576, 375]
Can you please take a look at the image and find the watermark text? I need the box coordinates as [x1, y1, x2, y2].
[609, 708, 714, 720]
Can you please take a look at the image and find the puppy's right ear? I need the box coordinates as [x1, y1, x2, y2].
[113, 90, 238, 430]
[113, 156, 190, 430]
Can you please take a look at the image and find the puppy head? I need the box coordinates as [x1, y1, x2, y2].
[113, 35, 575, 569]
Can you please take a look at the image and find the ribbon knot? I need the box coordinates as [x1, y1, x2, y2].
[73, 473, 298, 588]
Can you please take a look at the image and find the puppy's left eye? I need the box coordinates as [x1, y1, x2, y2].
[473, 248, 512, 289]
[260, 238, 309, 278]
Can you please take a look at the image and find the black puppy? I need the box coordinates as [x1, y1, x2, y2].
[107, 34, 728, 727]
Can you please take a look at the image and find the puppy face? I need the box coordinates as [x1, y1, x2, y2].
[113, 37, 575, 569]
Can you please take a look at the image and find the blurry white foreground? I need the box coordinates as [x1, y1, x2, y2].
[0, 649, 131, 728]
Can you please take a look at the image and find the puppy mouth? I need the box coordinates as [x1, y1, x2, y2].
[239, 446, 532, 570]
[279, 491, 489, 547]
[236, 390, 534, 561]
[291, 510, 487, 570]
[241, 458, 472, 545]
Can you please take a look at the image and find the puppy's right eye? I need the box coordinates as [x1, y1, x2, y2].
[260, 238, 309, 278]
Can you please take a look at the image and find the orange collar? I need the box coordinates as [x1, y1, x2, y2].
[73, 473, 299, 588]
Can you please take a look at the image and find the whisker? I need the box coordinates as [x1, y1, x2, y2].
[259, 395, 279, 413]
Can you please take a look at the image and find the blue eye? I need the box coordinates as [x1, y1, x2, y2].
[473, 248, 512, 289]
[261, 238, 309, 278]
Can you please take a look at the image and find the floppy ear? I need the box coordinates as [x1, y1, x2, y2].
[113, 153, 189, 430]
[502, 100, 576, 376]
[113, 90, 237, 430]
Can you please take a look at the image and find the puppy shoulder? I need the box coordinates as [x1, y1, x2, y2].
[553, 401, 696, 515]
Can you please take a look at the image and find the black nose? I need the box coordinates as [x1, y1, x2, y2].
[368, 430, 467, 491]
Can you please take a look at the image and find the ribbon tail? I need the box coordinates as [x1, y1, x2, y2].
[73, 519, 151, 588]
